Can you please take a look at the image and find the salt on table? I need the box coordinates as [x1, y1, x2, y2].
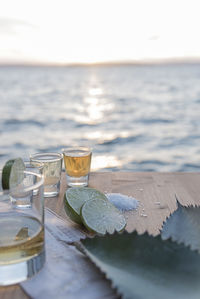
[105, 193, 139, 212]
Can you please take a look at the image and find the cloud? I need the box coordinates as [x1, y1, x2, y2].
[0, 17, 36, 36]
[149, 35, 160, 41]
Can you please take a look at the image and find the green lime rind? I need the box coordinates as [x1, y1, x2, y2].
[64, 187, 107, 224]
[81, 199, 127, 235]
[64, 187, 127, 234]
[64, 194, 83, 224]
[2, 158, 25, 190]
[2, 159, 15, 190]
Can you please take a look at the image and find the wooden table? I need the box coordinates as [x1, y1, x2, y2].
[1, 172, 200, 299]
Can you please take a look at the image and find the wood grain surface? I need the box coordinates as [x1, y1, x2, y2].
[1, 172, 200, 299]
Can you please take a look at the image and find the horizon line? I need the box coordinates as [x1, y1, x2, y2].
[1, 57, 200, 67]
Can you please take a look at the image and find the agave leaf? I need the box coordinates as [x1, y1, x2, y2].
[81, 232, 200, 299]
[161, 198, 200, 252]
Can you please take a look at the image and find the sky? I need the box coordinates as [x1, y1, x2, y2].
[1, 0, 200, 65]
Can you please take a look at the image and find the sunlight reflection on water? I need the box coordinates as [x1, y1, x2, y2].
[0, 64, 200, 172]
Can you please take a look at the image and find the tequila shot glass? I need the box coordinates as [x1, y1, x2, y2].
[30, 153, 63, 197]
[62, 146, 92, 187]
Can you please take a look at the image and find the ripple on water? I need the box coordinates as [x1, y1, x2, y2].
[99, 134, 143, 146]
[0, 64, 200, 172]
[4, 119, 45, 127]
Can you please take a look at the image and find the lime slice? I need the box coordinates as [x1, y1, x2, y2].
[81, 199, 127, 235]
[64, 196, 83, 224]
[2, 158, 25, 190]
[64, 187, 107, 224]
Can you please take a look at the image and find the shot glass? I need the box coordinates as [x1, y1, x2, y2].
[62, 146, 92, 187]
[30, 153, 63, 197]
[24, 161, 44, 175]
[24, 161, 44, 197]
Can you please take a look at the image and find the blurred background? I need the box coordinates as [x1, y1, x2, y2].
[0, 0, 200, 171]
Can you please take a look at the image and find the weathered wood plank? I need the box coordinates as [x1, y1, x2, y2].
[0, 285, 28, 299]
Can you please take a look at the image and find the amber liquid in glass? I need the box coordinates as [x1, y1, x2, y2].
[63, 149, 92, 177]
[0, 214, 44, 265]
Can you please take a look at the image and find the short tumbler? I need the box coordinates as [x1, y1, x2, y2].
[0, 169, 45, 286]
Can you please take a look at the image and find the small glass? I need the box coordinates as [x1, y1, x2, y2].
[24, 161, 44, 175]
[30, 153, 63, 197]
[0, 169, 45, 286]
[62, 146, 92, 187]
[24, 161, 44, 198]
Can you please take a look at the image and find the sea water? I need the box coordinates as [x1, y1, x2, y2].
[0, 64, 200, 172]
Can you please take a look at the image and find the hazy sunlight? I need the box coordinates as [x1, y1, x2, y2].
[1, 0, 200, 64]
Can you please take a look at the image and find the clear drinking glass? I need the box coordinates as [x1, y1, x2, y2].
[24, 160, 44, 175]
[0, 169, 45, 286]
[24, 161, 44, 198]
[30, 153, 63, 197]
[62, 146, 92, 187]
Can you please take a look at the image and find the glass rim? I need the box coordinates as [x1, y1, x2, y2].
[30, 152, 63, 163]
[0, 169, 44, 195]
[62, 146, 92, 153]
[24, 160, 44, 170]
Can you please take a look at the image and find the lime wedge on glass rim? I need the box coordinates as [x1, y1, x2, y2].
[2, 158, 25, 190]
[64, 187, 108, 224]
[81, 199, 127, 235]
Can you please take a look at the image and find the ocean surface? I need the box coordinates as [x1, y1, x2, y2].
[0, 64, 200, 172]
